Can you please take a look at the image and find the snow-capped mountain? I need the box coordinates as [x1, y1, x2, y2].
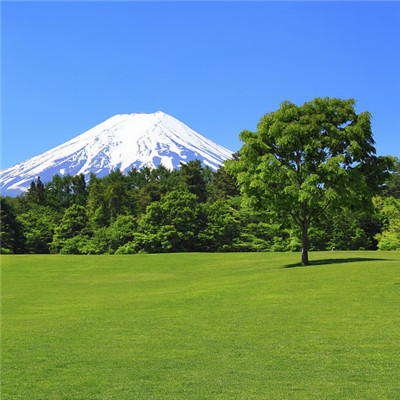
[0, 111, 233, 196]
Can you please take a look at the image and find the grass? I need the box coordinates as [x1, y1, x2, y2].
[1, 251, 399, 399]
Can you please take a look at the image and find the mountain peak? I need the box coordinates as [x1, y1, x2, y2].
[0, 112, 233, 196]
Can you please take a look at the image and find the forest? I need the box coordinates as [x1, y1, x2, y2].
[1, 156, 399, 255]
[2, 98, 400, 256]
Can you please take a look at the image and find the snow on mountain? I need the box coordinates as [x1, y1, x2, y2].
[0, 112, 234, 196]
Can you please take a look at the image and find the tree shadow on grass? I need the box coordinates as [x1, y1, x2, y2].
[284, 257, 391, 268]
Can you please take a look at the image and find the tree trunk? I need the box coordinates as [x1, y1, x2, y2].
[301, 223, 309, 265]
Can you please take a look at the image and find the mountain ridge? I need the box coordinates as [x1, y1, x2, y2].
[0, 112, 233, 196]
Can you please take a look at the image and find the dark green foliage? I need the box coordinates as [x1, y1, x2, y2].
[231, 197, 300, 252]
[127, 166, 153, 189]
[58, 204, 89, 239]
[44, 174, 64, 210]
[127, 164, 180, 191]
[50, 204, 89, 253]
[207, 165, 239, 202]
[322, 213, 371, 251]
[199, 200, 239, 251]
[19, 206, 59, 253]
[381, 157, 400, 199]
[109, 215, 136, 250]
[71, 174, 88, 206]
[26, 177, 46, 206]
[179, 160, 207, 202]
[134, 182, 163, 215]
[0, 196, 25, 253]
[127, 165, 180, 214]
[45, 173, 88, 210]
[123, 190, 203, 253]
[83, 215, 137, 254]
[5, 194, 30, 215]
[307, 207, 382, 251]
[104, 169, 131, 220]
[87, 174, 111, 229]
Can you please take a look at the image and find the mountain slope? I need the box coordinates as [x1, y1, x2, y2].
[0, 112, 233, 196]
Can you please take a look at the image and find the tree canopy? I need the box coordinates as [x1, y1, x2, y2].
[226, 97, 393, 264]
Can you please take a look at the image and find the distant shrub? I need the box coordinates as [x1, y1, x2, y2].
[59, 235, 90, 255]
[1, 247, 13, 254]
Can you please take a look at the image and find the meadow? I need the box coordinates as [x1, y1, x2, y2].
[1, 252, 399, 399]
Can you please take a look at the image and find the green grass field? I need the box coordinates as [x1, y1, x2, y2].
[1, 252, 399, 399]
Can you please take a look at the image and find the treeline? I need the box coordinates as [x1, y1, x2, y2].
[1, 158, 400, 254]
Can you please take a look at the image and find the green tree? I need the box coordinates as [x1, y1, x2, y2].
[307, 206, 382, 251]
[134, 182, 163, 215]
[71, 174, 88, 206]
[103, 169, 131, 220]
[45, 174, 81, 211]
[127, 166, 153, 189]
[87, 174, 110, 229]
[207, 165, 239, 203]
[19, 205, 58, 253]
[0, 196, 25, 253]
[51, 204, 89, 253]
[179, 160, 207, 202]
[121, 190, 202, 253]
[230, 197, 298, 252]
[227, 97, 392, 265]
[149, 164, 180, 190]
[381, 157, 400, 199]
[199, 200, 239, 251]
[83, 215, 137, 254]
[45, 174, 64, 211]
[26, 176, 46, 206]
[374, 196, 400, 250]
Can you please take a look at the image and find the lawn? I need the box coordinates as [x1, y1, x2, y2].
[1, 252, 399, 399]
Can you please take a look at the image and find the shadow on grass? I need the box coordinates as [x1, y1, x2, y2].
[284, 257, 390, 268]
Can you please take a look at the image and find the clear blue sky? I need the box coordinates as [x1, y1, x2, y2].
[2, 1, 399, 170]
